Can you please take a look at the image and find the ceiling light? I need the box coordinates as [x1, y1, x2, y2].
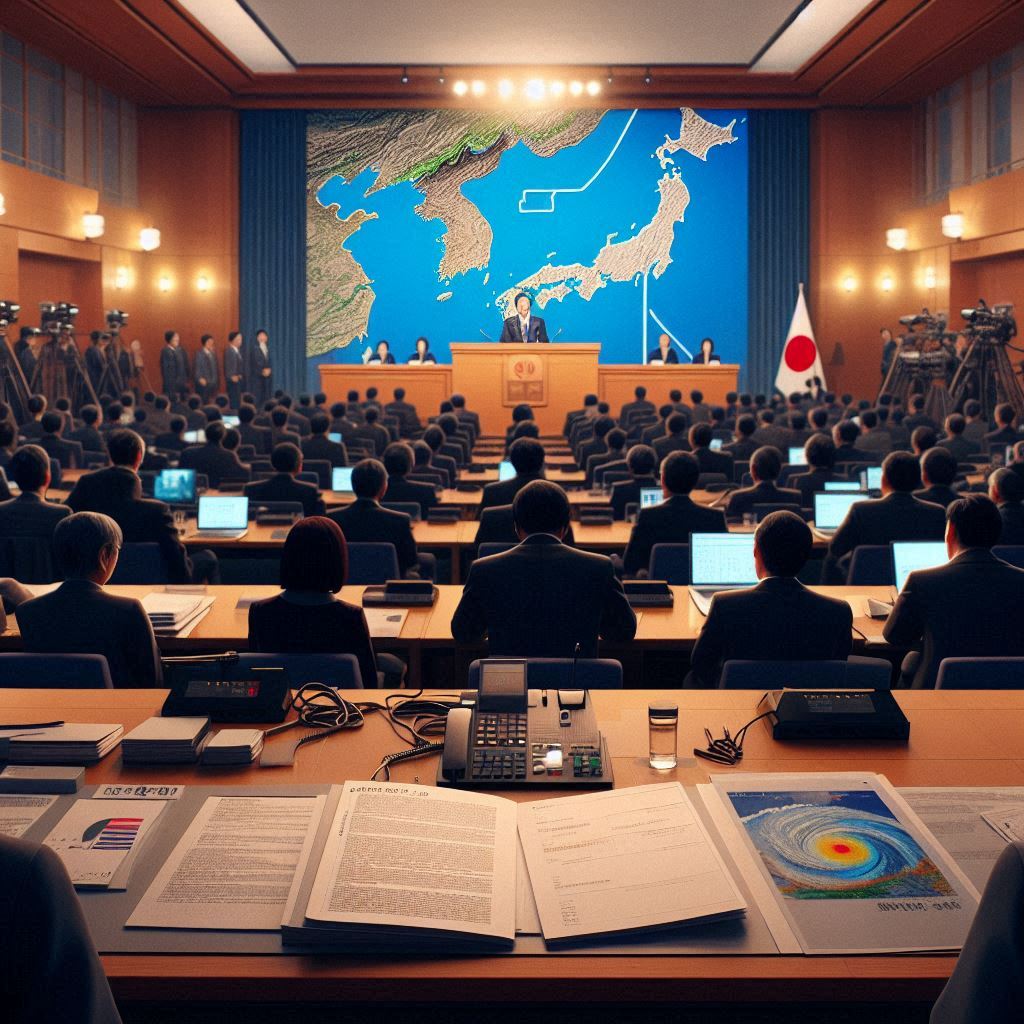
[924, 267, 937, 289]
[549, 80, 565, 97]
[644, 67, 653, 85]
[885, 227, 908, 251]
[83, 213, 105, 239]
[497, 79, 514, 99]
[139, 227, 161, 251]
[452, 79, 468, 96]
[752, 0, 877, 73]
[470, 79, 486, 96]
[525, 78, 546, 101]
[175, 0, 293, 73]
[400, 66, 409, 85]
[942, 213, 964, 239]
[568, 80, 583, 97]
[586, 80, 601, 96]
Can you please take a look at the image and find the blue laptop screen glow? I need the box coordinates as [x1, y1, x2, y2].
[814, 492, 865, 530]
[640, 487, 662, 509]
[861, 465, 883, 491]
[197, 496, 248, 530]
[154, 469, 195, 503]
[183, 429, 206, 444]
[824, 480, 863, 492]
[332, 466, 354, 492]
[893, 541, 948, 592]
[690, 534, 758, 587]
[222, 415, 240, 427]
[788, 447, 807, 465]
[709, 437, 723, 451]
[498, 460, 515, 481]
[328, 432, 342, 443]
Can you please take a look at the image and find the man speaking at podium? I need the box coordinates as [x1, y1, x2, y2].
[500, 292, 549, 344]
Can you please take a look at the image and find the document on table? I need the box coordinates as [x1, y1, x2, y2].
[128, 795, 325, 931]
[363, 608, 408, 638]
[0, 794, 57, 837]
[517, 783, 746, 943]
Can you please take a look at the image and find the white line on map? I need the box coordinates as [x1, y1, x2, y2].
[518, 110, 639, 214]
[649, 308, 694, 360]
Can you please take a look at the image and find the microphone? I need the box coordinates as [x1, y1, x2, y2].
[570, 642, 581, 691]
[478, 328, 494, 341]
[552, 327, 563, 340]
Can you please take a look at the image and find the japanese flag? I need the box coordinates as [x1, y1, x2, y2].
[774, 283, 825, 396]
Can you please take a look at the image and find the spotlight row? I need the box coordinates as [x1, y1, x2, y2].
[451, 78, 603, 100]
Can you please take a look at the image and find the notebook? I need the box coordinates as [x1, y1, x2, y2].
[498, 460, 515, 482]
[813, 491, 865, 536]
[196, 495, 248, 539]
[332, 466, 354, 493]
[639, 487, 662, 509]
[689, 533, 757, 615]
[788, 447, 807, 465]
[154, 468, 196, 504]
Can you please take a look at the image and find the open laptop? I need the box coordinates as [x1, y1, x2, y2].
[222, 415, 240, 428]
[196, 495, 249, 539]
[154, 468, 196, 504]
[183, 429, 206, 445]
[867, 541, 949, 618]
[860, 464, 883, 493]
[498, 460, 515, 482]
[788, 446, 808, 466]
[689, 533, 758, 615]
[328, 432, 343, 444]
[812, 491, 865, 538]
[823, 480, 863, 492]
[332, 466, 354, 494]
[709, 437, 724, 452]
[639, 487, 662, 509]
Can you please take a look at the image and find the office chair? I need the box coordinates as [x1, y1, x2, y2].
[346, 542, 400, 584]
[752, 502, 804, 522]
[846, 545, 893, 585]
[108, 542, 169, 584]
[382, 501, 421, 522]
[719, 657, 893, 690]
[303, 459, 332, 489]
[935, 657, 1024, 689]
[994, 545, 1024, 570]
[0, 653, 113, 689]
[468, 658, 623, 690]
[477, 542, 516, 559]
[648, 543, 690, 584]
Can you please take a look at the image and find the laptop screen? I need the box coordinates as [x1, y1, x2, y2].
[788, 447, 807, 466]
[154, 468, 196, 504]
[690, 533, 758, 588]
[328, 432, 342, 443]
[823, 480, 863, 492]
[222, 415, 240, 427]
[709, 437, 723, 451]
[183, 429, 206, 445]
[814, 492, 865, 530]
[498, 460, 515, 481]
[197, 495, 248, 530]
[640, 487, 662, 509]
[860, 465, 883, 491]
[892, 541, 948, 593]
[332, 466, 354, 492]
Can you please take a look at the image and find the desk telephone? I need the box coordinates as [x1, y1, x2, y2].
[438, 660, 612, 789]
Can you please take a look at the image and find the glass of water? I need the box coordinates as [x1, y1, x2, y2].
[648, 702, 679, 770]
[173, 508, 187, 538]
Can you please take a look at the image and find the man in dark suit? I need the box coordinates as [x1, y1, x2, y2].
[66, 429, 215, 584]
[66, 404, 105, 454]
[193, 334, 219, 404]
[244, 442, 325, 517]
[618, 386, 656, 428]
[499, 292, 548, 343]
[37, 410, 83, 469]
[329, 458, 420, 576]
[382, 442, 438, 517]
[750, 409, 789, 451]
[576, 414, 616, 472]
[939, 413, 981, 462]
[159, 330, 188, 401]
[961, 399, 989, 448]
[884, 494, 1024, 688]
[586, 429, 627, 488]
[652, 413, 691, 462]
[723, 414, 758, 462]
[453, 480, 636, 658]
[914, 446, 960, 508]
[408, 440, 446, 489]
[481, 436, 545, 511]
[16, 511, 162, 688]
[267, 406, 301, 450]
[385, 387, 421, 436]
[903, 393, 940, 433]
[0, 445, 70, 545]
[154, 415, 188, 453]
[689, 389, 711, 424]
[422, 425, 458, 485]
[177, 420, 250, 487]
[688, 423, 734, 478]
[832, 418, 875, 465]
[249, 328, 273, 406]
[301, 413, 348, 468]
[725, 446, 802, 520]
[237, 403, 271, 456]
[622, 451, 728, 576]
[450, 394, 480, 438]
[790, 434, 839, 507]
[688, 511, 853, 687]
[223, 330, 245, 410]
[352, 407, 391, 456]
[824, 450, 946, 582]
[610, 444, 659, 520]
[986, 403, 1020, 449]
[639, 404, 674, 446]
[20, 395, 47, 440]
[990, 467, 1024, 546]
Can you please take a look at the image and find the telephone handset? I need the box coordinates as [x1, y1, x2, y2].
[437, 660, 612, 789]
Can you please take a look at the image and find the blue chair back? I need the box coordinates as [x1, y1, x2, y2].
[719, 657, 893, 690]
[648, 543, 689, 584]
[846, 545, 893, 585]
[346, 542, 400, 584]
[777, 464, 802, 487]
[753, 502, 803, 522]
[935, 657, 1024, 689]
[477, 542, 516, 559]
[296, 471, 319, 486]
[304, 459, 332, 488]
[0, 653, 113, 688]
[383, 501, 421, 522]
[235, 653, 363, 688]
[468, 658, 622, 690]
[109, 542, 169, 584]
[994, 545, 1024, 570]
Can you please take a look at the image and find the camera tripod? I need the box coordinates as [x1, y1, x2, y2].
[0, 327, 32, 423]
[30, 333, 100, 414]
[950, 336, 1024, 422]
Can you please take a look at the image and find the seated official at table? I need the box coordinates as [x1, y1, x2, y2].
[610, 444, 659, 520]
[0, 445, 70, 546]
[453, 480, 636, 658]
[301, 412, 348, 468]
[499, 292, 549, 343]
[244, 442, 326, 517]
[623, 451, 728, 576]
[691, 337, 721, 364]
[688, 511, 853, 688]
[481, 436, 546, 511]
[647, 332, 679, 365]
[884, 494, 1024, 688]
[914, 446, 960, 509]
[16, 512, 162, 688]
[790, 434, 840, 507]
[248, 517, 380, 687]
[407, 336, 436, 364]
[367, 339, 396, 364]
[382, 442, 438, 517]
[725, 445, 802, 521]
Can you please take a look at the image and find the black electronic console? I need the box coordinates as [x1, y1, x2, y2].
[362, 580, 438, 607]
[160, 655, 291, 723]
[623, 580, 674, 607]
[438, 660, 612, 789]
[758, 689, 910, 741]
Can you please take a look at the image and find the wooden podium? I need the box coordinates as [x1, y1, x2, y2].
[450, 343, 600, 434]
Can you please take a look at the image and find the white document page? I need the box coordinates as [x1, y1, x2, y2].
[0, 794, 57, 837]
[515, 833, 541, 935]
[128, 795, 324, 931]
[304, 782, 517, 942]
[363, 608, 408, 638]
[517, 783, 746, 942]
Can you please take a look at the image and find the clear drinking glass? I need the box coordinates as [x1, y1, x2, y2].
[648, 702, 679, 769]
[173, 508, 187, 538]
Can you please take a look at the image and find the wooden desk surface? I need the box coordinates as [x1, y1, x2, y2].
[1, 686, 1016, 1006]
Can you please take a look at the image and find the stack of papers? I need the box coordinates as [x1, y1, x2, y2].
[0, 724, 123, 765]
[121, 717, 210, 764]
[141, 593, 216, 636]
[201, 729, 264, 765]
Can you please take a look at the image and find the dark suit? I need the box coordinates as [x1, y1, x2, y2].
[160, 344, 188, 400]
[913, 484, 960, 509]
[353, 423, 390, 456]
[0, 492, 71, 541]
[0, 834, 123, 1024]
[723, 437, 758, 462]
[384, 475, 438, 517]
[329, 498, 418, 575]
[17, 578, 162, 688]
[986, 426, 1020, 448]
[430, 451, 458, 485]
[610, 474, 659, 520]
[623, 494, 728, 576]
[178, 443, 250, 488]
[85, 344, 107, 394]
[452, 534, 636, 658]
[618, 399, 656, 427]
[244, 474, 325, 517]
[693, 446, 734, 478]
[153, 431, 187, 453]
[193, 347, 218, 403]
[647, 347, 679, 364]
[884, 548, 1024, 689]
[36, 434, 83, 470]
[249, 341, 273, 405]
[479, 471, 543, 513]
[585, 449, 625, 487]
[689, 576, 853, 687]
[790, 468, 837, 507]
[239, 422, 272, 456]
[725, 481, 802, 520]
[66, 425, 105, 454]
[499, 315, 548, 343]
[653, 433, 691, 462]
[302, 434, 348, 468]
[999, 502, 1024, 546]
[224, 344, 245, 410]
[939, 435, 979, 462]
[384, 400, 420, 436]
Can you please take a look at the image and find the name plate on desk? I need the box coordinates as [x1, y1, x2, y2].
[505, 353, 545, 405]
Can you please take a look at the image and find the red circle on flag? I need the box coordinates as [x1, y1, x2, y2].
[784, 334, 817, 372]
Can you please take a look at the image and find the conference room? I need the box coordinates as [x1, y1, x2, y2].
[1, 2, 1024, 1023]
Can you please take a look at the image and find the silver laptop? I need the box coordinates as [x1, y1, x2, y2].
[812, 491, 865, 538]
[332, 466, 354, 493]
[868, 541, 948, 618]
[196, 495, 249, 539]
[640, 487, 662, 509]
[860, 464, 883, 493]
[788, 446, 807, 466]
[689, 533, 758, 615]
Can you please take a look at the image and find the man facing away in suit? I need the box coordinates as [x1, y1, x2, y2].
[244, 442, 325, 518]
[688, 510, 853, 687]
[481, 436, 546, 511]
[499, 291, 549, 343]
[382, 441, 438, 518]
[0, 444, 70, 546]
[991, 466, 1024, 545]
[452, 480, 637, 658]
[884, 493, 1024, 688]
[725, 445, 802, 521]
[177, 419, 249, 488]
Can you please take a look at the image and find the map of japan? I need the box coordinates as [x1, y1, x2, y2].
[306, 107, 746, 368]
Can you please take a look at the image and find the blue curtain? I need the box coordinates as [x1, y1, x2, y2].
[746, 110, 810, 395]
[239, 110, 306, 397]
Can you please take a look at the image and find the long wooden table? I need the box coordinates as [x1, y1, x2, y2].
[2, 686, 1019, 1013]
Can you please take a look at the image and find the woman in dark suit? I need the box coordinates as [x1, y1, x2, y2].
[408, 336, 436, 364]
[647, 333, 678, 364]
[248, 517, 378, 687]
[692, 337, 721, 364]
[369, 339, 396, 364]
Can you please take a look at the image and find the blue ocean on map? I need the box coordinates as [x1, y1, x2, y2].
[309, 108, 747, 379]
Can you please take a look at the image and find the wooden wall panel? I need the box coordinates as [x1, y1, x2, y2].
[18, 252, 104, 339]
